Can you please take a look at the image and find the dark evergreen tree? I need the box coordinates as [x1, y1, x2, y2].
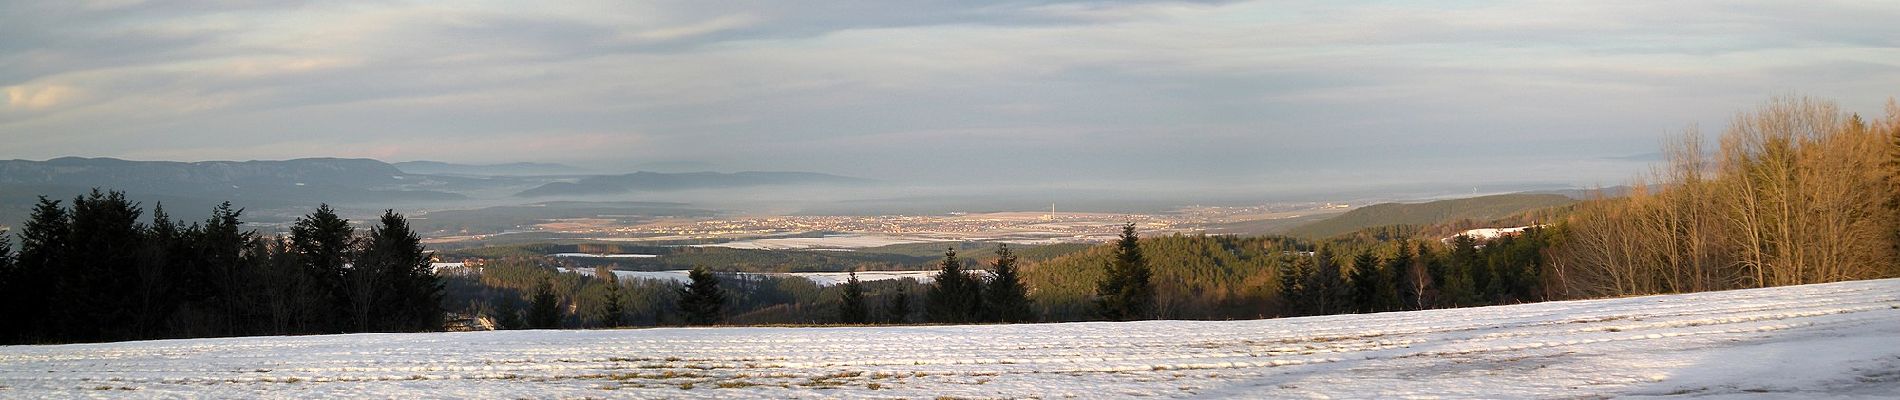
[1305, 247, 1349, 315]
[132, 204, 181, 339]
[527, 279, 563, 328]
[883, 287, 912, 324]
[1347, 250, 1391, 314]
[361, 210, 444, 332]
[600, 280, 625, 328]
[836, 272, 869, 324]
[1277, 255, 1314, 317]
[1416, 241, 1445, 308]
[676, 266, 726, 325]
[199, 202, 258, 336]
[291, 204, 354, 333]
[983, 244, 1034, 323]
[63, 189, 146, 341]
[1445, 235, 1483, 306]
[1095, 223, 1154, 321]
[9, 197, 67, 343]
[492, 298, 526, 330]
[0, 232, 17, 343]
[926, 248, 982, 323]
[1389, 241, 1422, 311]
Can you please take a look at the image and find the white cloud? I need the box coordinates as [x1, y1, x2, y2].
[4, 84, 76, 109]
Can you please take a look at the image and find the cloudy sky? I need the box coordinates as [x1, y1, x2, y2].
[3, 0, 1897, 192]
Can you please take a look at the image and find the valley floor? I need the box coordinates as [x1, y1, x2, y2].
[4, 279, 1900, 398]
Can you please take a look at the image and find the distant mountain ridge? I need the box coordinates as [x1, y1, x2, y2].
[1286, 193, 1578, 238]
[393, 161, 588, 176]
[0, 156, 465, 209]
[516, 171, 872, 197]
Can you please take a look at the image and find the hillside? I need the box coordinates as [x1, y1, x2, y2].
[393, 161, 589, 176]
[1286, 193, 1577, 238]
[3, 278, 1895, 398]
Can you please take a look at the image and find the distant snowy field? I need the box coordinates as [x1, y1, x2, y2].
[4, 279, 1899, 398]
[558, 267, 953, 287]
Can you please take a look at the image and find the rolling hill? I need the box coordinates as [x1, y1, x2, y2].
[1286, 193, 1578, 238]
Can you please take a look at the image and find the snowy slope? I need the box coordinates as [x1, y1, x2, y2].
[3, 279, 1899, 398]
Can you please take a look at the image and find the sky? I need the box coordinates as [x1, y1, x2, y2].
[3, 0, 1898, 193]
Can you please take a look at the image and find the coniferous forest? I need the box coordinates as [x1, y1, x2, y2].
[0, 190, 443, 345]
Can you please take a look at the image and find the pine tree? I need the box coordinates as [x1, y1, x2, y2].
[9, 197, 67, 343]
[64, 189, 147, 341]
[1415, 241, 1444, 309]
[676, 266, 726, 325]
[926, 248, 981, 323]
[1277, 255, 1314, 317]
[199, 202, 258, 336]
[983, 244, 1034, 323]
[361, 210, 443, 332]
[836, 272, 869, 324]
[1096, 223, 1154, 321]
[1306, 247, 1349, 315]
[291, 204, 354, 333]
[1389, 240, 1422, 311]
[1347, 250, 1392, 314]
[1444, 235, 1482, 306]
[527, 279, 562, 329]
[884, 287, 912, 324]
[600, 280, 625, 328]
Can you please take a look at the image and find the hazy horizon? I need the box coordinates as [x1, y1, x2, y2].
[6, 1, 1898, 191]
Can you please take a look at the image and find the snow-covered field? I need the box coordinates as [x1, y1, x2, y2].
[559, 267, 949, 286]
[5, 279, 1899, 398]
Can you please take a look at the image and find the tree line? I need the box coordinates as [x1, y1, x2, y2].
[1551, 97, 1900, 298]
[0, 190, 443, 345]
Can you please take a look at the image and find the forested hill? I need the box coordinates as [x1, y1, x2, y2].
[1021, 234, 1306, 321]
[1286, 193, 1576, 238]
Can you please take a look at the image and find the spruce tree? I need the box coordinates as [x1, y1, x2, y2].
[884, 287, 912, 324]
[199, 202, 258, 336]
[837, 272, 869, 324]
[1347, 250, 1392, 314]
[600, 280, 625, 328]
[1415, 241, 1445, 308]
[291, 204, 354, 333]
[10, 197, 67, 343]
[1096, 223, 1154, 321]
[1277, 255, 1314, 317]
[676, 266, 726, 325]
[926, 248, 981, 323]
[1389, 241, 1422, 311]
[527, 279, 562, 329]
[361, 210, 443, 332]
[1447, 235, 1484, 305]
[1306, 247, 1348, 315]
[983, 244, 1034, 323]
[64, 189, 146, 341]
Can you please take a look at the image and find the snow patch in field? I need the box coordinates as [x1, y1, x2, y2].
[557, 267, 961, 286]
